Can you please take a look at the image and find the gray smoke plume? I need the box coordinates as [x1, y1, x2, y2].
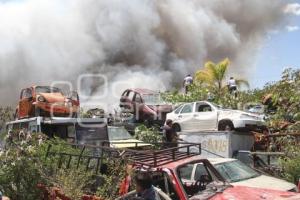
[0, 0, 285, 108]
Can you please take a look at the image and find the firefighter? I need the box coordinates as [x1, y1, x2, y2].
[183, 74, 193, 94]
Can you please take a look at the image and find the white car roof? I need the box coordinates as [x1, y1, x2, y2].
[207, 157, 237, 164]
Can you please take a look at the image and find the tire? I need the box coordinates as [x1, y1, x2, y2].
[172, 123, 181, 132]
[218, 120, 234, 131]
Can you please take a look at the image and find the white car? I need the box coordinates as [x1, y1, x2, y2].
[179, 158, 298, 192]
[166, 101, 265, 132]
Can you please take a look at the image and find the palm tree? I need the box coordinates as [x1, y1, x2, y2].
[195, 58, 249, 95]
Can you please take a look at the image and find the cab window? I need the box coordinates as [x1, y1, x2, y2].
[196, 103, 212, 112]
[194, 164, 210, 181]
[180, 104, 193, 114]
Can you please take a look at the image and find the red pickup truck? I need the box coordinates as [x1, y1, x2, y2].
[118, 144, 300, 200]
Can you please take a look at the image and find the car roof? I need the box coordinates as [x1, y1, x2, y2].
[207, 157, 237, 165]
[128, 88, 159, 95]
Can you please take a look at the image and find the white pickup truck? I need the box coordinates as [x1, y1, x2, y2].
[166, 101, 265, 132]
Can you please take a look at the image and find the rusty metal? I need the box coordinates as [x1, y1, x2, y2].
[44, 142, 202, 171]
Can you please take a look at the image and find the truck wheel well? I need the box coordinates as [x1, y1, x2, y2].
[218, 120, 234, 131]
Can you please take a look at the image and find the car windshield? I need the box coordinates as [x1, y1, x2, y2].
[214, 160, 260, 182]
[142, 93, 164, 105]
[36, 86, 62, 94]
[108, 127, 133, 140]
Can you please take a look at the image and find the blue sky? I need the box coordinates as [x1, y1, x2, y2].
[252, 1, 300, 88]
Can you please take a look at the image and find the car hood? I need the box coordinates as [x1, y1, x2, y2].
[39, 92, 66, 103]
[230, 175, 296, 191]
[110, 139, 151, 148]
[210, 185, 300, 200]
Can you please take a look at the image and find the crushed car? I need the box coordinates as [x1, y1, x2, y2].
[166, 101, 265, 132]
[15, 86, 79, 119]
[120, 88, 172, 124]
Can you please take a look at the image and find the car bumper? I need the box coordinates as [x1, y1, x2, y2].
[35, 102, 77, 114]
[233, 119, 265, 129]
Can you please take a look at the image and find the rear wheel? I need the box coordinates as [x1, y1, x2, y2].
[172, 123, 181, 132]
[218, 120, 234, 131]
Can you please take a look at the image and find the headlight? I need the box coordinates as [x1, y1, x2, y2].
[37, 96, 46, 102]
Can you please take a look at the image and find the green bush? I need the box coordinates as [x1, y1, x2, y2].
[278, 136, 300, 184]
[134, 125, 162, 149]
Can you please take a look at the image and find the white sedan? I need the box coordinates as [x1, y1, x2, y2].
[179, 158, 298, 192]
[166, 101, 265, 132]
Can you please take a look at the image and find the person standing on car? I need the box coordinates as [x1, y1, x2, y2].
[183, 74, 193, 94]
[162, 119, 179, 148]
[135, 172, 161, 200]
[227, 77, 237, 97]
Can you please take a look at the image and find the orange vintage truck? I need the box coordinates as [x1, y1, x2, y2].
[15, 86, 79, 119]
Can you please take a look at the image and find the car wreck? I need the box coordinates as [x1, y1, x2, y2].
[166, 101, 266, 132]
[120, 88, 173, 124]
[15, 86, 79, 119]
[116, 144, 300, 200]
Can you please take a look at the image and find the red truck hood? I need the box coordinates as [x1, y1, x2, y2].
[210, 186, 300, 200]
[39, 92, 66, 103]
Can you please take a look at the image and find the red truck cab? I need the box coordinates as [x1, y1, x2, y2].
[120, 144, 300, 200]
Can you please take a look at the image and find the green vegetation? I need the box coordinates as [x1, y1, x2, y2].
[0, 134, 127, 200]
[134, 124, 162, 149]
[0, 65, 299, 198]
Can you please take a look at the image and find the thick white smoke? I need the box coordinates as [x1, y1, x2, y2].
[0, 0, 285, 109]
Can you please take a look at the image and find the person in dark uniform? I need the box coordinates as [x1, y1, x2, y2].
[162, 119, 179, 148]
[135, 172, 160, 200]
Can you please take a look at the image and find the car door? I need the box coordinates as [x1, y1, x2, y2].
[192, 102, 218, 130]
[177, 103, 194, 131]
[18, 88, 34, 118]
